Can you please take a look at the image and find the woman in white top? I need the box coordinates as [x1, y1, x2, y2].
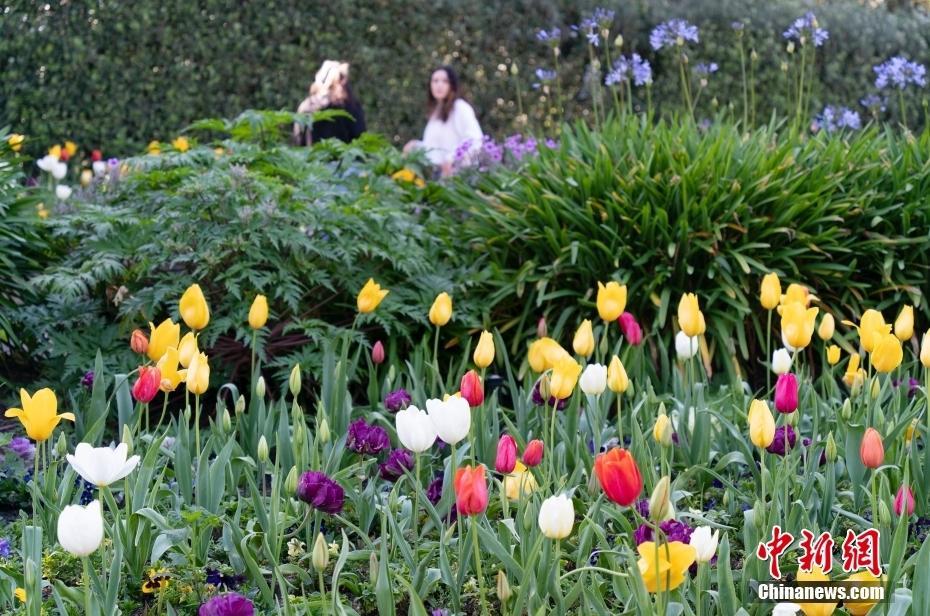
[404, 66, 483, 177]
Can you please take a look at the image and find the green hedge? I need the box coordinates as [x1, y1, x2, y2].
[450, 116, 930, 384]
[3, 0, 929, 158]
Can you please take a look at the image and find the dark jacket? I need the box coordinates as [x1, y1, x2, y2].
[295, 99, 366, 146]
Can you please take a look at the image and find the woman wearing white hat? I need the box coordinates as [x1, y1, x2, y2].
[293, 60, 366, 145]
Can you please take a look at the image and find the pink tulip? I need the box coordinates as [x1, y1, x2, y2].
[371, 340, 385, 365]
[131, 366, 161, 403]
[495, 434, 517, 474]
[894, 484, 915, 517]
[774, 373, 798, 413]
[460, 370, 484, 407]
[523, 439, 544, 467]
[618, 312, 643, 346]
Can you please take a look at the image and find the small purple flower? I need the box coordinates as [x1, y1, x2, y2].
[860, 94, 887, 113]
[635, 498, 650, 518]
[532, 68, 557, 90]
[198, 592, 255, 616]
[531, 379, 567, 410]
[536, 27, 561, 46]
[384, 388, 411, 413]
[296, 471, 345, 514]
[783, 12, 828, 47]
[694, 62, 719, 77]
[81, 370, 95, 390]
[874, 56, 927, 90]
[731, 21, 745, 31]
[573, 18, 600, 47]
[427, 476, 444, 505]
[107, 157, 119, 169]
[650, 19, 699, 51]
[8, 436, 35, 462]
[544, 138, 558, 149]
[766, 425, 797, 456]
[347, 419, 390, 455]
[205, 568, 245, 589]
[635, 519, 694, 545]
[431, 609, 451, 616]
[814, 106, 861, 133]
[379, 449, 414, 481]
[0, 538, 10, 558]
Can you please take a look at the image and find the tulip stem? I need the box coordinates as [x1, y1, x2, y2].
[471, 518, 489, 616]
[548, 397, 558, 487]
[412, 452, 421, 539]
[194, 394, 201, 454]
[766, 311, 772, 393]
[32, 441, 39, 528]
[318, 570, 327, 614]
[433, 325, 441, 391]
[83, 556, 93, 615]
[616, 395, 623, 449]
[251, 329, 257, 379]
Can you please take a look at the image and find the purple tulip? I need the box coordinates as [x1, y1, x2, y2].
[634, 519, 693, 545]
[81, 370, 95, 390]
[766, 425, 797, 456]
[296, 471, 345, 514]
[384, 388, 412, 413]
[346, 419, 390, 455]
[199, 593, 254, 616]
[531, 379, 567, 410]
[379, 449, 414, 481]
[427, 477, 443, 504]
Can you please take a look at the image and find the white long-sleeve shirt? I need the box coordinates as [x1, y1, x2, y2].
[421, 99, 483, 166]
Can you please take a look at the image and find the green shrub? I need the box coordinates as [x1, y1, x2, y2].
[451, 116, 930, 383]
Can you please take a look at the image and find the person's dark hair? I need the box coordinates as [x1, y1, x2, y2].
[427, 65, 459, 122]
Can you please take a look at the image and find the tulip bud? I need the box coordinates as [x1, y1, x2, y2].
[121, 424, 134, 455]
[319, 416, 331, 443]
[653, 413, 672, 447]
[222, 408, 232, 433]
[289, 364, 302, 397]
[255, 376, 266, 399]
[894, 485, 915, 517]
[460, 370, 484, 407]
[510, 63, 519, 76]
[825, 432, 837, 463]
[826, 345, 841, 365]
[818, 314, 835, 340]
[921, 330, 930, 367]
[56, 431, 68, 458]
[312, 532, 329, 572]
[130, 328, 149, 354]
[870, 378, 881, 400]
[649, 476, 671, 521]
[537, 316, 548, 339]
[371, 340, 385, 365]
[235, 395, 246, 415]
[284, 466, 298, 495]
[874, 406, 885, 432]
[877, 500, 891, 527]
[774, 373, 799, 413]
[860, 427, 884, 469]
[573, 319, 595, 357]
[894, 305, 914, 341]
[369, 551, 379, 585]
[257, 436, 269, 463]
[754, 499, 766, 534]
[25, 558, 36, 588]
[841, 398, 852, 421]
[294, 422, 305, 449]
[523, 439, 544, 467]
[496, 569, 512, 603]
[495, 434, 517, 474]
[771, 348, 792, 375]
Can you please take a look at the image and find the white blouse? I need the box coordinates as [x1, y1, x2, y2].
[421, 99, 483, 166]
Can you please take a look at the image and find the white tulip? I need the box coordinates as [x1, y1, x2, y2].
[92, 160, 107, 176]
[52, 161, 68, 180]
[689, 526, 720, 563]
[675, 331, 698, 360]
[579, 363, 607, 395]
[36, 155, 58, 172]
[538, 493, 574, 539]
[772, 348, 792, 374]
[55, 184, 72, 200]
[395, 405, 437, 453]
[66, 442, 140, 487]
[771, 603, 801, 616]
[57, 500, 104, 557]
[425, 396, 471, 446]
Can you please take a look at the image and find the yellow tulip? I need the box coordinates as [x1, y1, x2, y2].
[8, 134, 25, 152]
[172, 136, 190, 152]
[156, 347, 187, 392]
[179, 284, 210, 330]
[80, 169, 93, 187]
[905, 419, 918, 445]
[826, 345, 841, 365]
[147, 140, 161, 155]
[572, 319, 595, 357]
[249, 294, 268, 329]
[780, 283, 810, 307]
[846, 309, 890, 353]
[14, 588, 26, 603]
[607, 355, 629, 393]
[186, 351, 210, 395]
[653, 414, 672, 446]
[429, 292, 452, 326]
[677, 293, 705, 337]
[528, 337, 570, 373]
[48, 144, 62, 159]
[780, 302, 818, 350]
[748, 399, 775, 448]
[760, 273, 781, 310]
[357, 278, 389, 314]
[871, 332, 903, 373]
[4, 388, 75, 442]
[843, 571, 884, 616]
[503, 461, 537, 500]
[473, 330, 495, 368]
[637, 541, 696, 593]
[596, 281, 627, 322]
[178, 332, 198, 368]
[894, 305, 914, 341]
[64, 140, 77, 157]
[549, 356, 582, 400]
[921, 330, 930, 368]
[147, 318, 180, 362]
[817, 313, 835, 341]
[843, 353, 865, 388]
[796, 566, 836, 616]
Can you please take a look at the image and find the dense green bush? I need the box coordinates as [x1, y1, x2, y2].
[450, 116, 930, 383]
[2, 0, 928, 157]
[5, 113, 479, 392]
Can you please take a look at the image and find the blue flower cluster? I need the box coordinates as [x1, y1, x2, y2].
[873, 56, 927, 90]
[815, 106, 862, 133]
[649, 19, 699, 51]
[604, 54, 653, 87]
[782, 12, 829, 47]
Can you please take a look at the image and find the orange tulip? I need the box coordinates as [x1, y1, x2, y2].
[454, 464, 489, 515]
[860, 428, 884, 469]
[594, 448, 643, 506]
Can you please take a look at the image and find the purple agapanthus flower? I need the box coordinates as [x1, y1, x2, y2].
[634, 519, 694, 545]
[573, 18, 600, 47]
[198, 592, 254, 616]
[859, 94, 887, 113]
[874, 56, 927, 90]
[536, 27, 561, 46]
[379, 448, 414, 481]
[650, 19, 699, 51]
[296, 471, 345, 514]
[482, 136, 504, 163]
[544, 138, 558, 149]
[531, 379, 567, 410]
[8, 436, 35, 462]
[0, 538, 10, 558]
[814, 106, 861, 133]
[694, 62, 719, 76]
[605, 54, 653, 87]
[532, 68, 557, 90]
[384, 388, 411, 413]
[783, 12, 828, 47]
[766, 425, 797, 456]
[81, 370, 95, 390]
[347, 419, 390, 455]
[731, 21, 745, 31]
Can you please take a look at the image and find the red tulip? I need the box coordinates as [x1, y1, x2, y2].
[132, 366, 161, 403]
[454, 464, 488, 515]
[860, 428, 884, 469]
[774, 373, 798, 413]
[371, 340, 385, 365]
[594, 447, 643, 506]
[894, 485, 915, 517]
[91, 149, 103, 162]
[130, 328, 149, 355]
[618, 312, 643, 346]
[460, 370, 484, 407]
[523, 439, 544, 467]
[59, 149, 70, 162]
[495, 434, 517, 474]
